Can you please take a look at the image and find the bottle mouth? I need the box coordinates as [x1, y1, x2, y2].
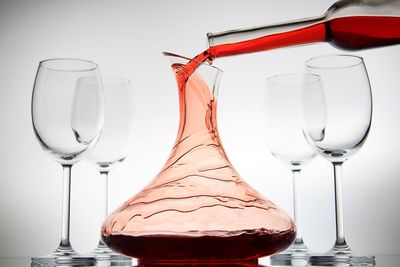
[206, 32, 214, 48]
[162, 51, 223, 73]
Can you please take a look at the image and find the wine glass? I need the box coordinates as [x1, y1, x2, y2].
[302, 54, 375, 265]
[31, 58, 104, 266]
[264, 73, 318, 266]
[86, 77, 133, 265]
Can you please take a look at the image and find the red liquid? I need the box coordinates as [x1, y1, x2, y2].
[103, 16, 399, 263]
[103, 229, 294, 263]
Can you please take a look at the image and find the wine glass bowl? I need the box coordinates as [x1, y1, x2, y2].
[32, 59, 104, 165]
[265, 73, 318, 171]
[303, 55, 372, 163]
[87, 77, 132, 173]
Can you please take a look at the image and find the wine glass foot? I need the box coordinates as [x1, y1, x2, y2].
[310, 246, 375, 266]
[31, 248, 97, 266]
[87, 245, 132, 266]
[270, 243, 311, 266]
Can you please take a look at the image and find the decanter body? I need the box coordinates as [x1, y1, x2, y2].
[102, 52, 295, 263]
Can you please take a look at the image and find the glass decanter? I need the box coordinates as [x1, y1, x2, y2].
[101, 52, 296, 264]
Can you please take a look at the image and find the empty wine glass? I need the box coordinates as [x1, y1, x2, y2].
[86, 77, 133, 265]
[264, 73, 318, 266]
[302, 54, 375, 265]
[31, 58, 104, 266]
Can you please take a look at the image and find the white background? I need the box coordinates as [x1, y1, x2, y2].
[0, 0, 399, 257]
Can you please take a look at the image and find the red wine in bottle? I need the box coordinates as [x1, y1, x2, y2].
[327, 16, 400, 50]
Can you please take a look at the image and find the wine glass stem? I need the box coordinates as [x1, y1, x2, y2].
[98, 171, 109, 247]
[60, 164, 72, 248]
[292, 170, 304, 244]
[100, 171, 109, 220]
[333, 162, 346, 246]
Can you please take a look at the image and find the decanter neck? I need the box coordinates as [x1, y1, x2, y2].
[174, 67, 220, 142]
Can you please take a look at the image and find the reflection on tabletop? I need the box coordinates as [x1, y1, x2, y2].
[30, 259, 269, 267]
[1, 255, 399, 266]
[133, 261, 268, 267]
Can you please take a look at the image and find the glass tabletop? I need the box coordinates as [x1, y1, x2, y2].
[1, 255, 399, 267]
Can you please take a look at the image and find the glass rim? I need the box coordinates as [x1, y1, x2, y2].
[305, 54, 364, 70]
[267, 73, 321, 85]
[39, 58, 99, 72]
[162, 51, 223, 74]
